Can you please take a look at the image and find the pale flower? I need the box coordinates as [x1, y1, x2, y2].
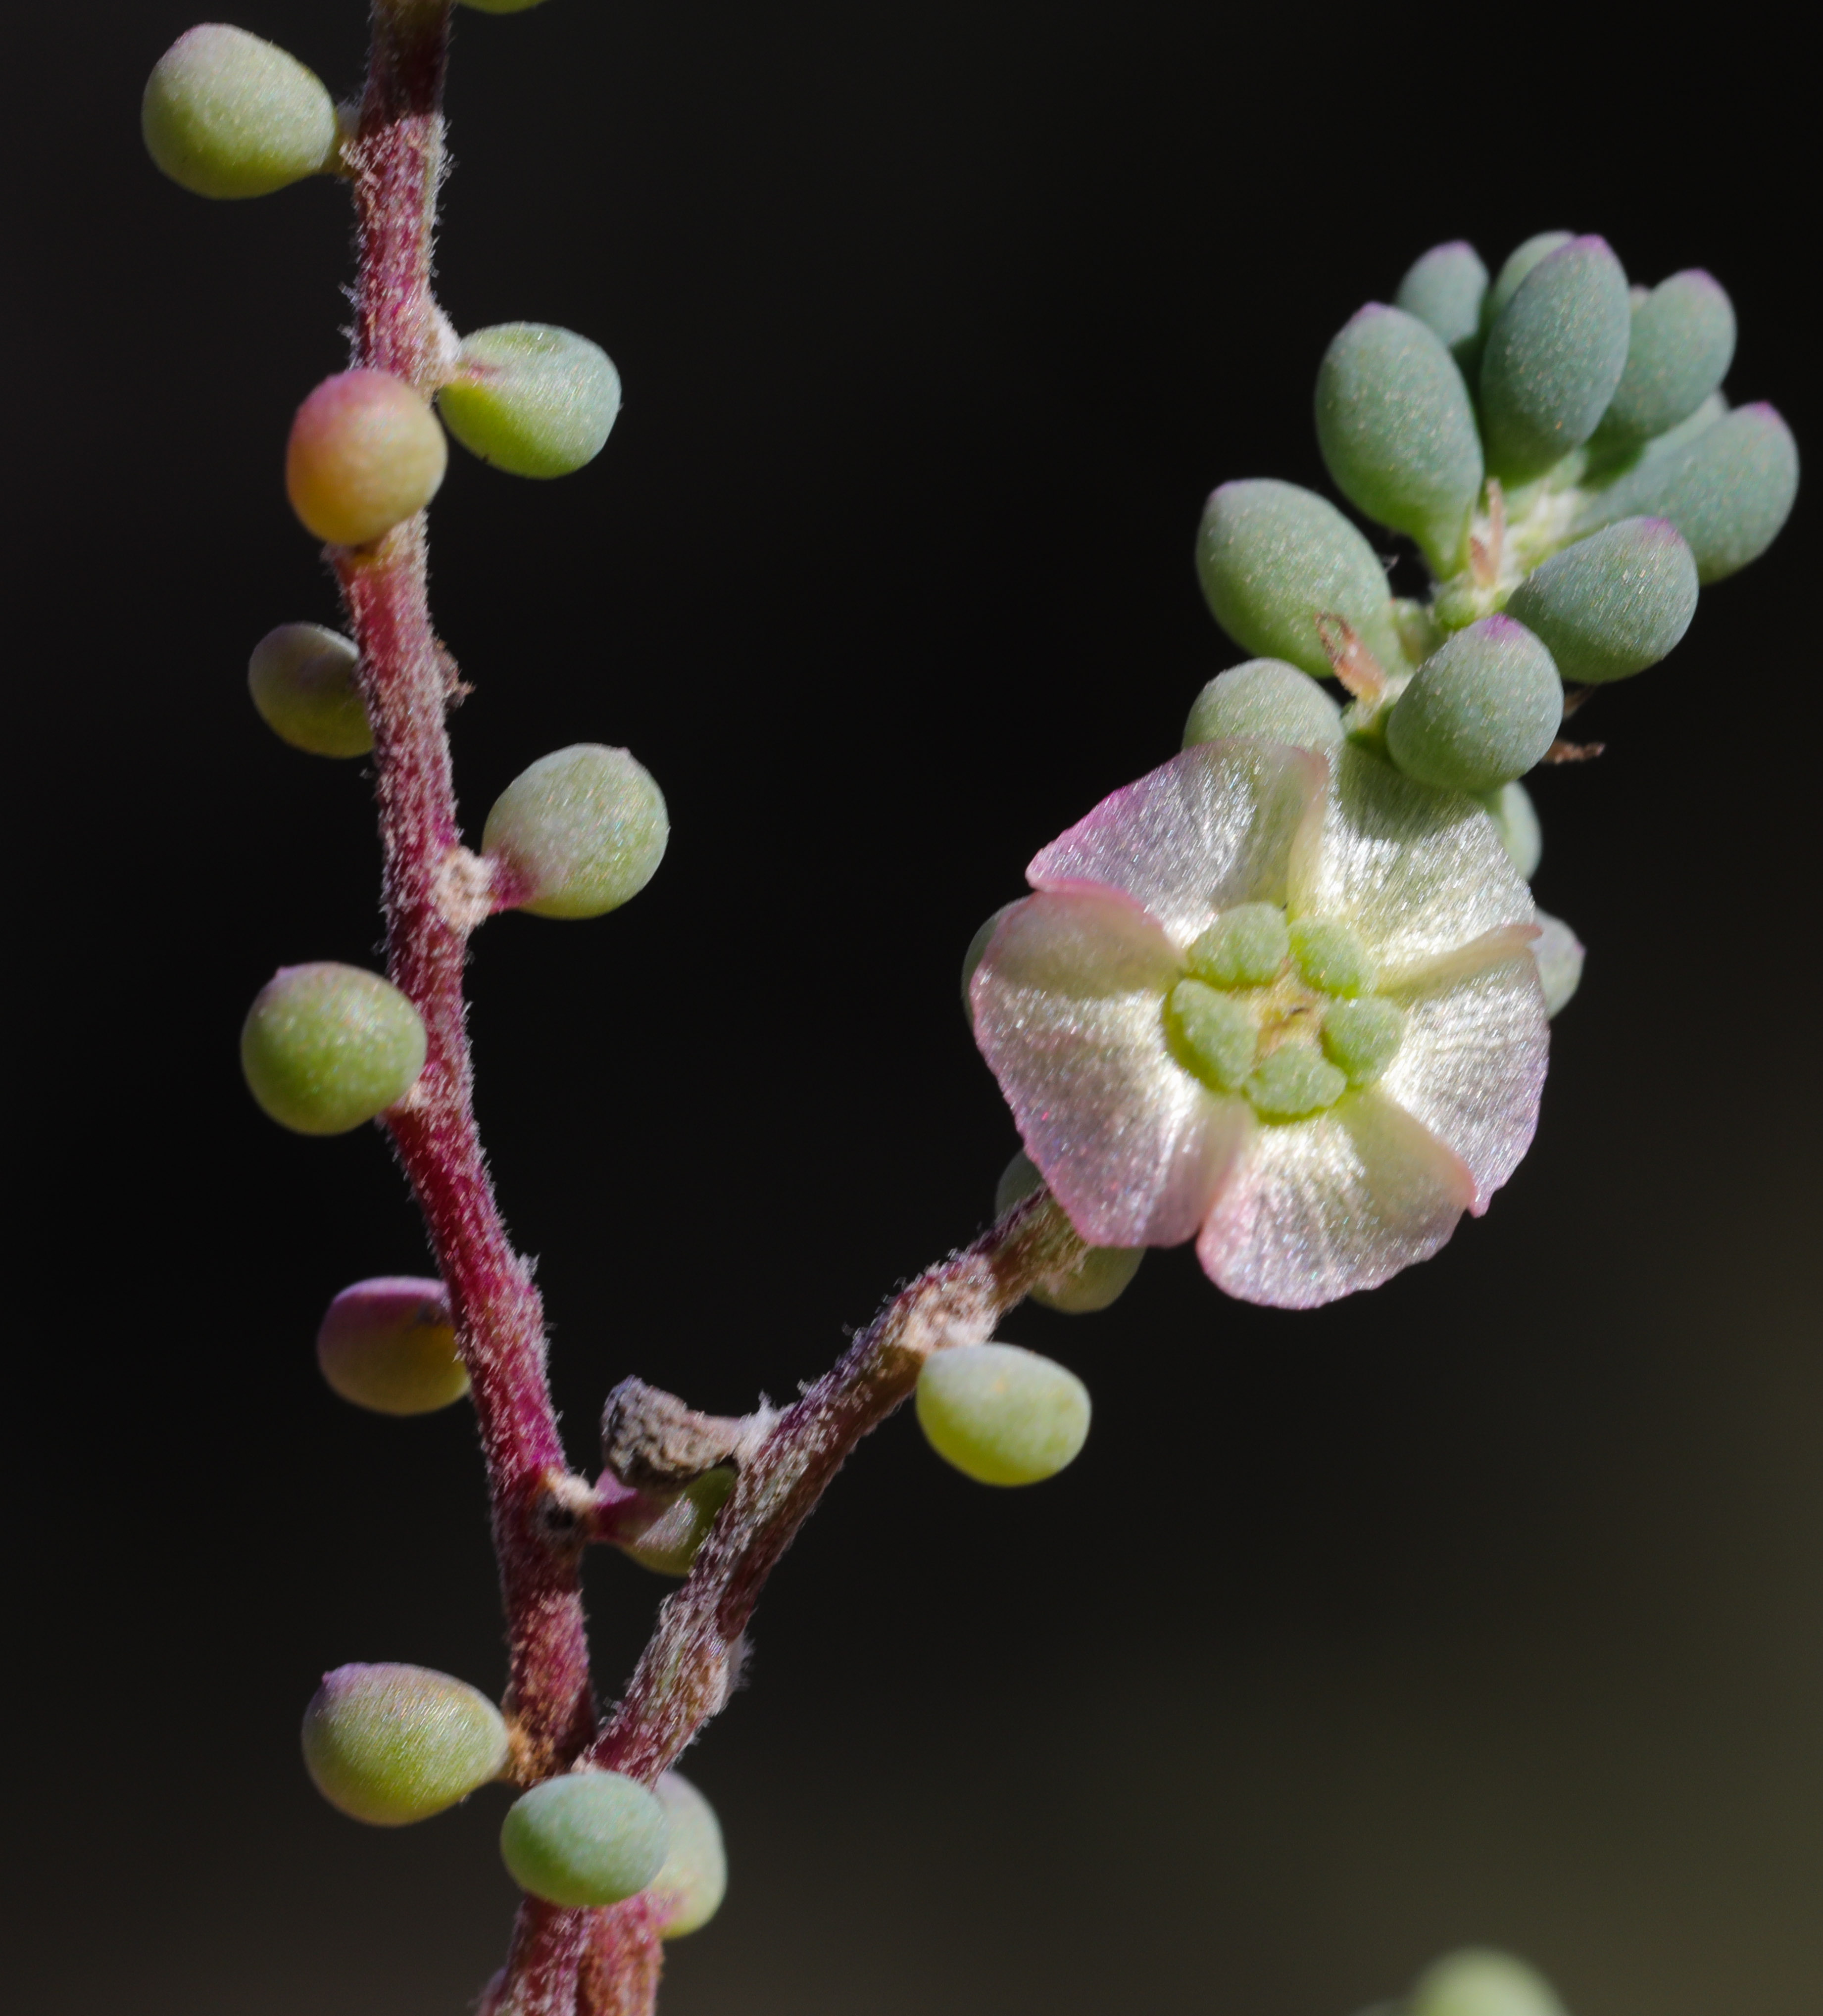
[969, 739, 1548, 1307]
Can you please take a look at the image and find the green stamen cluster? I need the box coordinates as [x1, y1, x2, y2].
[1165, 905, 1407, 1120]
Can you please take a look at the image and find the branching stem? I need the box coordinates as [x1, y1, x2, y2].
[331, 7, 1091, 2012]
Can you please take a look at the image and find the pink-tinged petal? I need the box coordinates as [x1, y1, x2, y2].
[1288, 745, 1534, 969]
[971, 889, 1254, 1247]
[1376, 952, 1548, 1211]
[1029, 740, 1329, 952]
[1195, 1090, 1477, 1308]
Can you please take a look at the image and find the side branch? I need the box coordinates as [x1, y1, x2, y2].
[587, 1190, 1089, 1782]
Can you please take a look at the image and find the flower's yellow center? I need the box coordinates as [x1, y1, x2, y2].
[1162, 903, 1407, 1121]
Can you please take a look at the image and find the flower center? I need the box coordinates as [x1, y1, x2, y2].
[1162, 903, 1407, 1121]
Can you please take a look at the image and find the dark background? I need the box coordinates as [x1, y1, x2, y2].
[8, 3, 1817, 2011]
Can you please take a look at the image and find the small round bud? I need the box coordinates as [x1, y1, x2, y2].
[247, 624, 372, 757]
[316, 1277, 468, 1416]
[1385, 616, 1563, 796]
[1480, 236, 1632, 482]
[302, 1663, 508, 1826]
[438, 325, 621, 478]
[482, 745, 669, 919]
[915, 1342, 1091, 1487]
[614, 1469, 736, 1576]
[1576, 402, 1798, 584]
[994, 1152, 1142, 1313]
[1315, 304, 1483, 574]
[286, 370, 448, 548]
[241, 962, 427, 1136]
[1394, 240, 1488, 355]
[1504, 518, 1698, 683]
[1183, 660, 1343, 751]
[1409, 1949, 1568, 2016]
[1532, 911, 1584, 1018]
[1599, 270, 1736, 445]
[500, 1772, 671, 1909]
[1196, 479, 1404, 679]
[649, 1774, 729, 1939]
[143, 26, 338, 200]
[1478, 780, 1541, 880]
[962, 903, 1021, 1023]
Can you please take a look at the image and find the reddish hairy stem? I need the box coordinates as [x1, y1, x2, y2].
[341, 0, 592, 1786]
[588, 1191, 1084, 1783]
[581, 1900, 665, 2016]
[338, 9, 597, 2006]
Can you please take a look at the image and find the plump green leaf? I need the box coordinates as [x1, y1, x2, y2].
[241, 963, 427, 1135]
[438, 325, 621, 478]
[994, 1153, 1143, 1312]
[1575, 402, 1797, 582]
[1316, 304, 1482, 574]
[143, 26, 338, 199]
[1505, 517, 1697, 681]
[1183, 659, 1342, 751]
[483, 745, 668, 918]
[1409, 1948, 1568, 2016]
[302, 1665, 507, 1826]
[1480, 237, 1631, 482]
[649, 1774, 729, 1938]
[1394, 240, 1488, 355]
[1482, 233, 1573, 329]
[916, 1342, 1091, 1486]
[317, 1277, 468, 1416]
[247, 624, 371, 757]
[1196, 480, 1401, 677]
[1385, 617, 1562, 794]
[501, 1773, 671, 1908]
[1598, 269, 1735, 444]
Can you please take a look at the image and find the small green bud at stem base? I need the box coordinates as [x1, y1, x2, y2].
[916, 1342, 1091, 1486]
[241, 963, 427, 1136]
[650, 1774, 729, 1938]
[1408, 1947, 1569, 2016]
[614, 1470, 736, 1576]
[500, 1772, 671, 1909]
[317, 1277, 468, 1416]
[302, 1664, 508, 1826]
[143, 27, 339, 200]
[248, 624, 372, 757]
[439, 325, 621, 479]
[994, 1152, 1142, 1312]
[482, 745, 669, 918]
[286, 371, 448, 548]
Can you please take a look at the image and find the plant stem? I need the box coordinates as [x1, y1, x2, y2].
[587, 1190, 1084, 1783]
[329, 9, 1092, 2012]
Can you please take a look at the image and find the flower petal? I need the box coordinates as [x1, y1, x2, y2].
[1194, 1089, 1477, 1308]
[1376, 952, 1548, 1210]
[1029, 740, 1329, 952]
[1288, 744, 1534, 970]
[971, 889, 1253, 1246]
